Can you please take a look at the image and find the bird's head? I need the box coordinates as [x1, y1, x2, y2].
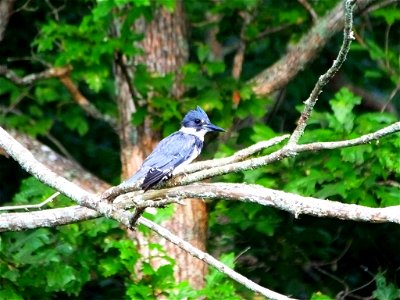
[181, 106, 225, 135]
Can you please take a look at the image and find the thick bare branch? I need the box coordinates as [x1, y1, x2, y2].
[0, 205, 98, 230]
[0, 126, 289, 299]
[2, 120, 398, 230]
[6, 128, 109, 192]
[0, 0, 16, 42]
[101, 134, 290, 199]
[249, 0, 375, 96]
[0, 126, 119, 220]
[117, 183, 400, 224]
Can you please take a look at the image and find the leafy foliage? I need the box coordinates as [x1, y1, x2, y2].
[373, 273, 400, 300]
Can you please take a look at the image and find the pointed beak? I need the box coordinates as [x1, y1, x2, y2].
[205, 123, 225, 132]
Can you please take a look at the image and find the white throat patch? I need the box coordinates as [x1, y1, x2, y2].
[179, 126, 208, 141]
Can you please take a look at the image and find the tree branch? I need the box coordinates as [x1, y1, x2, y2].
[58, 75, 119, 130]
[249, 0, 375, 96]
[174, 121, 400, 187]
[2, 120, 398, 230]
[0, 126, 290, 300]
[0, 192, 60, 211]
[287, 0, 356, 146]
[119, 183, 400, 224]
[0, 0, 16, 42]
[139, 217, 292, 300]
[0, 65, 72, 85]
[0, 65, 119, 130]
[297, 0, 318, 23]
[6, 128, 109, 192]
[102, 120, 400, 200]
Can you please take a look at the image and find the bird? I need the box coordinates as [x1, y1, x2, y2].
[122, 106, 225, 191]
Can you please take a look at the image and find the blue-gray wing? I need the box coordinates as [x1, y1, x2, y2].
[122, 132, 202, 190]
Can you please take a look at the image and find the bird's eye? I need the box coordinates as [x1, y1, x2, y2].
[194, 119, 201, 124]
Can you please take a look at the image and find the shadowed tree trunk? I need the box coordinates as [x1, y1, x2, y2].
[114, 0, 208, 289]
[0, 0, 15, 43]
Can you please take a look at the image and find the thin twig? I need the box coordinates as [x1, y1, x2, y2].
[253, 23, 293, 41]
[182, 134, 290, 174]
[0, 65, 119, 130]
[381, 82, 400, 113]
[297, 0, 318, 22]
[58, 75, 119, 130]
[45, 133, 77, 163]
[176, 121, 400, 187]
[232, 11, 253, 79]
[138, 217, 292, 300]
[360, 0, 400, 15]
[0, 65, 72, 85]
[287, 0, 356, 146]
[0, 192, 60, 211]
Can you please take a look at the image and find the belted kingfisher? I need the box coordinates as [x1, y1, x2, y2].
[123, 106, 225, 191]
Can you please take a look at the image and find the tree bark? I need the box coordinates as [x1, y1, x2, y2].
[6, 128, 108, 192]
[0, 0, 15, 43]
[249, 0, 375, 96]
[113, 0, 207, 289]
[135, 1, 208, 289]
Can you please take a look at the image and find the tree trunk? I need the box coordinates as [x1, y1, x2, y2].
[115, 0, 208, 289]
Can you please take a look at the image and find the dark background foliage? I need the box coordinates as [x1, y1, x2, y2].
[0, 0, 399, 299]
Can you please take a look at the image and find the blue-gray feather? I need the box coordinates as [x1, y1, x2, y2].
[121, 106, 223, 191]
[122, 131, 203, 190]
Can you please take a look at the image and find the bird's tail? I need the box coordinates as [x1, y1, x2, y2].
[119, 168, 147, 188]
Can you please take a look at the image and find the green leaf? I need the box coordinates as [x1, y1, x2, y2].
[132, 106, 148, 126]
[60, 106, 89, 136]
[0, 285, 23, 300]
[34, 85, 60, 104]
[311, 292, 334, 300]
[84, 70, 108, 92]
[196, 43, 210, 63]
[13, 177, 55, 204]
[314, 182, 348, 199]
[99, 257, 125, 277]
[46, 265, 76, 291]
[375, 186, 400, 207]
[250, 124, 277, 142]
[365, 38, 386, 61]
[239, 85, 253, 101]
[126, 283, 153, 299]
[157, 0, 176, 12]
[0, 264, 20, 282]
[372, 8, 400, 25]
[255, 215, 281, 236]
[12, 229, 51, 261]
[329, 88, 361, 132]
[204, 61, 225, 76]
[92, 1, 115, 20]
[340, 144, 372, 164]
[132, 0, 151, 7]
[373, 272, 400, 300]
